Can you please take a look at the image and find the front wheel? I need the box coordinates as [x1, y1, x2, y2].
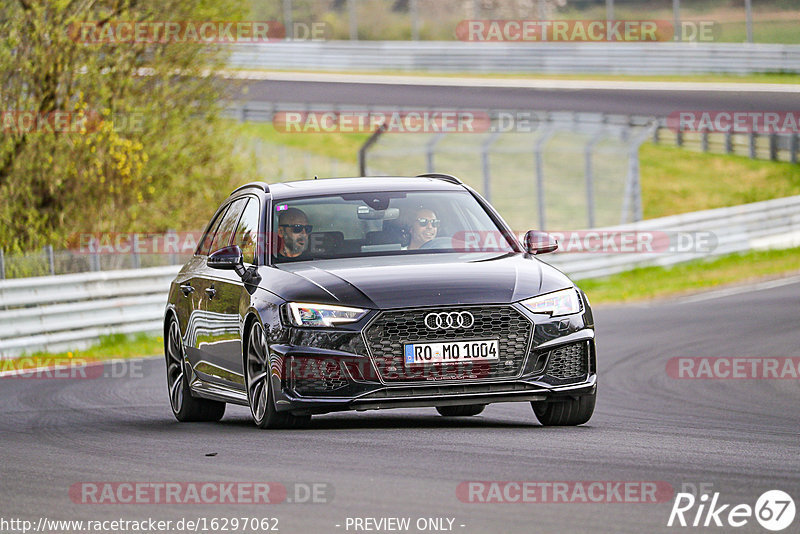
[436, 405, 486, 417]
[165, 317, 225, 422]
[532, 391, 595, 426]
[245, 321, 311, 429]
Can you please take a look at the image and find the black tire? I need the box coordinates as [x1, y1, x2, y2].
[245, 321, 311, 429]
[165, 316, 225, 422]
[532, 391, 595, 426]
[436, 404, 486, 417]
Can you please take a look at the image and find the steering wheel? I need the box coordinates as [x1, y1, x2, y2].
[418, 237, 451, 250]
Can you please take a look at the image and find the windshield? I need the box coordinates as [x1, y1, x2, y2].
[271, 190, 516, 263]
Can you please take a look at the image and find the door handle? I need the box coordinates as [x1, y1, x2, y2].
[205, 286, 217, 299]
[180, 284, 194, 296]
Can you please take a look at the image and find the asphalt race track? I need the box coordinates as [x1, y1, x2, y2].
[1, 278, 798, 534]
[235, 78, 800, 116]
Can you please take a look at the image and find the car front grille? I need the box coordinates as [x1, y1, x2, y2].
[544, 342, 588, 379]
[363, 306, 532, 383]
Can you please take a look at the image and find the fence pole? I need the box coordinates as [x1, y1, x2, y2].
[410, 0, 419, 41]
[425, 133, 446, 173]
[348, 0, 358, 40]
[534, 125, 555, 231]
[91, 238, 100, 271]
[744, 0, 753, 43]
[701, 131, 709, 152]
[0, 248, 4, 280]
[283, 0, 293, 40]
[167, 230, 177, 265]
[791, 134, 798, 164]
[673, 0, 681, 41]
[769, 134, 778, 161]
[480, 131, 502, 203]
[585, 130, 606, 229]
[749, 132, 757, 159]
[131, 234, 140, 269]
[44, 245, 55, 276]
[725, 132, 733, 154]
[358, 123, 387, 175]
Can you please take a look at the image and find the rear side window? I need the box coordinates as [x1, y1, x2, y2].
[209, 198, 248, 254]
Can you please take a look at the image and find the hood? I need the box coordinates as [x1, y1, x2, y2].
[267, 252, 573, 309]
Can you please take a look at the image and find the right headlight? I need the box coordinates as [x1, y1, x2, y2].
[520, 288, 582, 317]
[285, 302, 368, 327]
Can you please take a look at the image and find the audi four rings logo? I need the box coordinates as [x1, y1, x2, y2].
[424, 311, 475, 330]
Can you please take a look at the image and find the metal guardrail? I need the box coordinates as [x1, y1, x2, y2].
[2, 194, 799, 358]
[0, 266, 179, 358]
[228, 42, 800, 75]
[545, 195, 800, 280]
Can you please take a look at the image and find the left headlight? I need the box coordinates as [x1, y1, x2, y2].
[520, 288, 582, 317]
[286, 302, 368, 327]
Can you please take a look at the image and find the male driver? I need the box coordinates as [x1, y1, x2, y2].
[277, 207, 312, 259]
[408, 207, 439, 250]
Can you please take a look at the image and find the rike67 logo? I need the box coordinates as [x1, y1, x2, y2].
[668, 489, 796, 531]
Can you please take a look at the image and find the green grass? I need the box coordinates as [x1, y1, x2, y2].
[238, 121, 368, 164]
[579, 246, 800, 304]
[4, 333, 163, 371]
[639, 144, 800, 219]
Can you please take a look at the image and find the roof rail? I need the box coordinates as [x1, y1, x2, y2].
[415, 173, 463, 185]
[230, 182, 270, 196]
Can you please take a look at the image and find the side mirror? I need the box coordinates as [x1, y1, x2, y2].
[524, 230, 558, 255]
[208, 245, 244, 270]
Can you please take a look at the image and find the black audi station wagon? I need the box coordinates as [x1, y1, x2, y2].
[164, 174, 597, 428]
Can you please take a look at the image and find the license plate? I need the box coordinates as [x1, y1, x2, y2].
[403, 339, 499, 366]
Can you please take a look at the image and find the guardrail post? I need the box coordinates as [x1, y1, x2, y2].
[701, 131, 709, 152]
[676, 129, 683, 147]
[749, 132, 757, 159]
[725, 132, 733, 154]
[0, 248, 4, 280]
[240, 103, 248, 122]
[44, 245, 54, 275]
[791, 134, 798, 164]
